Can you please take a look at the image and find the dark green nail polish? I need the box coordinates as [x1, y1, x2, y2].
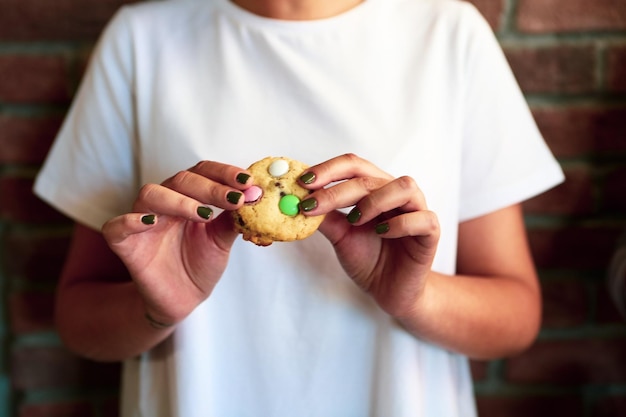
[236, 173, 250, 184]
[300, 172, 316, 185]
[299, 198, 318, 212]
[347, 207, 361, 224]
[197, 206, 213, 219]
[375, 223, 390, 234]
[141, 214, 156, 225]
[227, 191, 242, 205]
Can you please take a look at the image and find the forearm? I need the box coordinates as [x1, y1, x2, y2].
[397, 271, 541, 360]
[55, 280, 175, 362]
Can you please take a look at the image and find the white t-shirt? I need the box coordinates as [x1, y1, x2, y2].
[34, 0, 564, 415]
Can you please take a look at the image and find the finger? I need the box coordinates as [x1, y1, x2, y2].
[160, 169, 245, 209]
[347, 176, 428, 226]
[160, 160, 250, 208]
[374, 210, 440, 247]
[188, 160, 252, 188]
[299, 176, 389, 215]
[299, 153, 393, 189]
[102, 213, 159, 245]
[133, 183, 219, 220]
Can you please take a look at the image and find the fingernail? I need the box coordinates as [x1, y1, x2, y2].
[197, 206, 213, 219]
[347, 207, 361, 224]
[375, 223, 390, 234]
[300, 172, 316, 185]
[141, 214, 156, 225]
[299, 198, 318, 212]
[236, 173, 250, 184]
[227, 191, 242, 205]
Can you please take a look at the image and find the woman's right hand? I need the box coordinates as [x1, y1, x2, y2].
[101, 160, 252, 328]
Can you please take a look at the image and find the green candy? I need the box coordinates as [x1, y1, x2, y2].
[279, 194, 301, 217]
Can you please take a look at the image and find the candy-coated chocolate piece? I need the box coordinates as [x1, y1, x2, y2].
[268, 159, 289, 177]
[279, 194, 300, 216]
[243, 185, 263, 203]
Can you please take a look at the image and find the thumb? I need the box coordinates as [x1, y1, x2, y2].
[101, 213, 157, 246]
[317, 210, 352, 246]
[206, 211, 240, 250]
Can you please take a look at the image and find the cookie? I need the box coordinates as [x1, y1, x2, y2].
[233, 156, 325, 246]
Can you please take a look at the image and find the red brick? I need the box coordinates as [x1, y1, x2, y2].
[0, 114, 63, 164]
[532, 106, 626, 158]
[467, 0, 505, 31]
[603, 166, 626, 213]
[540, 279, 588, 328]
[517, 0, 626, 33]
[0, 55, 71, 104]
[101, 397, 121, 417]
[11, 346, 121, 390]
[18, 401, 93, 417]
[0, 176, 70, 224]
[523, 164, 595, 216]
[9, 292, 55, 334]
[607, 45, 626, 93]
[504, 45, 596, 94]
[597, 279, 626, 324]
[593, 395, 626, 417]
[3, 231, 71, 284]
[0, 0, 139, 41]
[476, 395, 584, 417]
[528, 226, 623, 270]
[506, 337, 626, 384]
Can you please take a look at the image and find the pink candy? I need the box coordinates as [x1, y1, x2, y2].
[243, 185, 263, 203]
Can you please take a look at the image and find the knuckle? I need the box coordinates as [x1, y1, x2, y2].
[100, 220, 113, 238]
[169, 170, 194, 188]
[397, 175, 418, 192]
[424, 210, 440, 236]
[138, 183, 159, 201]
[191, 160, 210, 171]
[322, 183, 342, 206]
[359, 176, 382, 192]
[342, 152, 360, 163]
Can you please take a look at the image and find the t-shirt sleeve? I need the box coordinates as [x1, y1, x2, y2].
[34, 8, 139, 231]
[457, 4, 564, 222]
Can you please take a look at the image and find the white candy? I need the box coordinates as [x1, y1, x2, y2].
[268, 159, 289, 177]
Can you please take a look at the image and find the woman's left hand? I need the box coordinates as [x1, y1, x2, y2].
[299, 153, 440, 319]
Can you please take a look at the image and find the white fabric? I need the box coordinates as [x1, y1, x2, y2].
[34, 0, 564, 415]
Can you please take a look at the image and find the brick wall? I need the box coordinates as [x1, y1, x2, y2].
[0, 0, 625, 416]
[0, 1, 139, 416]
[470, 0, 626, 416]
